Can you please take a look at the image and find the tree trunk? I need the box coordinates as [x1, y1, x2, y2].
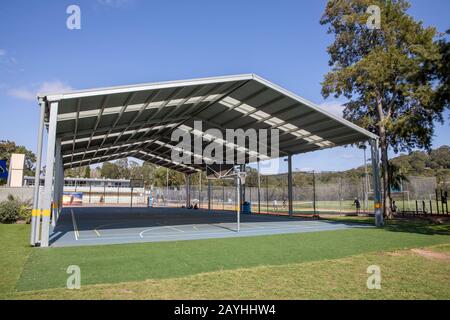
[376, 97, 393, 219]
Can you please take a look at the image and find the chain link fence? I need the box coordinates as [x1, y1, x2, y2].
[59, 172, 448, 215]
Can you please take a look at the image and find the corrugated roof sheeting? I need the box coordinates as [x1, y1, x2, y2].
[39, 74, 377, 174]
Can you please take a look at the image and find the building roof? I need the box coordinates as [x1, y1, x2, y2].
[38, 74, 377, 174]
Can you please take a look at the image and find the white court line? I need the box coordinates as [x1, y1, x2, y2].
[70, 209, 80, 241]
[139, 225, 184, 238]
[165, 225, 185, 233]
[124, 224, 354, 242]
[77, 225, 351, 242]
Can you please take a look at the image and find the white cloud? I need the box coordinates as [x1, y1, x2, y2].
[0, 49, 6, 56]
[7, 81, 73, 101]
[339, 153, 357, 160]
[7, 88, 35, 101]
[97, 0, 132, 7]
[318, 101, 345, 118]
[38, 81, 73, 95]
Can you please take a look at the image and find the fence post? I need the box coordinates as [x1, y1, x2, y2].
[287, 155, 293, 216]
[313, 171, 317, 216]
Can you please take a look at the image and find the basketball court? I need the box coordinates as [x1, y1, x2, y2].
[49, 206, 368, 247]
[31, 74, 384, 248]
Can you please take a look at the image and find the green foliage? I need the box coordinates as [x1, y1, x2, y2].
[100, 161, 121, 179]
[320, 0, 445, 152]
[432, 29, 450, 114]
[0, 197, 20, 224]
[0, 140, 36, 182]
[65, 166, 90, 178]
[84, 166, 91, 178]
[320, 0, 447, 217]
[0, 195, 32, 224]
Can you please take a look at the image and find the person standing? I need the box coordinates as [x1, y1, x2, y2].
[353, 197, 361, 215]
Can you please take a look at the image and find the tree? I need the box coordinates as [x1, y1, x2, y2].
[153, 167, 185, 187]
[432, 29, 450, 115]
[320, 0, 446, 218]
[100, 162, 121, 179]
[84, 166, 91, 178]
[0, 140, 36, 179]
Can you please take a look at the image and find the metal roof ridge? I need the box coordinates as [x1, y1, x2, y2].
[37, 74, 254, 102]
[251, 74, 378, 140]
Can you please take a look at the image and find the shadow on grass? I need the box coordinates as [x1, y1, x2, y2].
[320, 215, 450, 236]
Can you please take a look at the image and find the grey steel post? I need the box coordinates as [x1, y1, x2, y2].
[257, 161, 261, 214]
[185, 174, 190, 207]
[208, 179, 212, 211]
[40, 101, 59, 247]
[52, 139, 61, 227]
[30, 98, 46, 246]
[199, 172, 202, 209]
[287, 155, 293, 216]
[242, 164, 246, 203]
[370, 139, 384, 227]
[312, 170, 316, 216]
[236, 173, 241, 232]
[59, 161, 64, 217]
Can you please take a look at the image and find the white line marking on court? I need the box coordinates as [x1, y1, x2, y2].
[165, 225, 185, 233]
[71, 209, 80, 241]
[139, 226, 178, 238]
[78, 225, 352, 242]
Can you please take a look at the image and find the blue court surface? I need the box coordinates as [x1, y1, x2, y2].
[49, 207, 369, 247]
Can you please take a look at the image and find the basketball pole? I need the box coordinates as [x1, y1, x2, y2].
[236, 172, 240, 232]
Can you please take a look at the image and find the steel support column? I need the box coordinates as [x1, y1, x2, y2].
[185, 174, 190, 207]
[287, 155, 293, 216]
[52, 139, 61, 227]
[257, 161, 261, 214]
[40, 101, 58, 247]
[370, 139, 384, 227]
[30, 98, 45, 246]
[236, 173, 241, 232]
[59, 160, 64, 215]
[208, 179, 212, 211]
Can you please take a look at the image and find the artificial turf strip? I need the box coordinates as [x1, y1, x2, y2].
[15, 221, 450, 292]
[9, 244, 450, 300]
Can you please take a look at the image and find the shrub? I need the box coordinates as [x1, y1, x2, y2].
[0, 195, 32, 224]
[18, 204, 32, 223]
[0, 198, 20, 224]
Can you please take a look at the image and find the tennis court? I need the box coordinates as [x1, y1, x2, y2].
[48, 207, 369, 247]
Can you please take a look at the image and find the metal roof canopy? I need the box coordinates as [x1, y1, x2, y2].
[38, 74, 378, 174]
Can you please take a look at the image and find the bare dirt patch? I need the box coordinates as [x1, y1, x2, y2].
[411, 249, 450, 262]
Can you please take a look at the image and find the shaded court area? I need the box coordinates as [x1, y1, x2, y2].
[49, 206, 368, 247]
[31, 74, 384, 247]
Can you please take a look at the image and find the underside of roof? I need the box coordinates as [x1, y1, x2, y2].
[38, 74, 377, 175]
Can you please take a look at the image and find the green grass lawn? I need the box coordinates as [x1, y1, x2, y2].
[1, 218, 450, 299]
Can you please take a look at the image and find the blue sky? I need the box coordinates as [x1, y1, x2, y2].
[0, 0, 449, 173]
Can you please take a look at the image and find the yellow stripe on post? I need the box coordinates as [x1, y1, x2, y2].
[41, 209, 51, 217]
[31, 209, 40, 217]
[374, 203, 381, 209]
